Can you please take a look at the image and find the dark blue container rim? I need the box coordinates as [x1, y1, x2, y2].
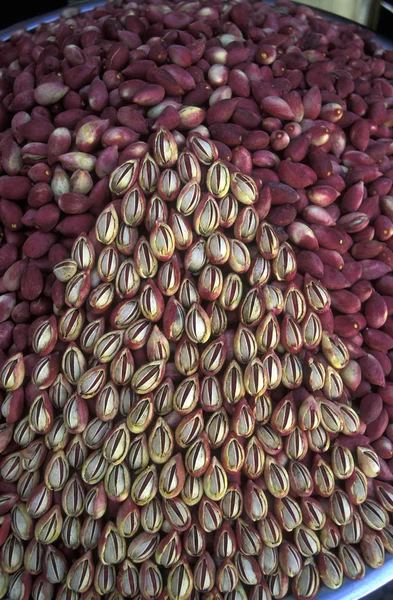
[0, 0, 106, 40]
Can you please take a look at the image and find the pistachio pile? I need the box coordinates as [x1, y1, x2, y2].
[0, 126, 392, 600]
[2, 0, 393, 599]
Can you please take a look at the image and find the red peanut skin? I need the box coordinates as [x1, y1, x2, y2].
[366, 409, 389, 442]
[378, 382, 393, 406]
[321, 266, 350, 291]
[386, 424, 393, 443]
[360, 260, 392, 280]
[23, 232, 57, 259]
[353, 379, 372, 399]
[360, 393, 384, 425]
[34, 204, 60, 232]
[386, 297, 393, 316]
[330, 290, 361, 314]
[351, 280, 373, 303]
[277, 161, 315, 188]
[0, 176, 31, 200]
[363, 328, 393, 352]
[364, 293, 388, 329]
[261, 96, 294, 120]
[58, 193, 94, 215]
[367, 349, 392, 376]
[268, 182, 300, 206]
[341, 262, 362, 286]
[319, 312, 334, 336]
[56, 215, 95, 236]
[317, 249, 344, 270]
[0, 244, 18, 275]
[334, 314, 366, 338]
[359, 354, 386, 387]
[21, 264, 44, 301]
[377, 457, 393, 481]
[372, 436, 393, 459]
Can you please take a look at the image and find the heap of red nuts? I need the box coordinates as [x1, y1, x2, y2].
[1, 0, 393, 599]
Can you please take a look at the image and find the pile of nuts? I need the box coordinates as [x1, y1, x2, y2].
[0, 1, 393, 600]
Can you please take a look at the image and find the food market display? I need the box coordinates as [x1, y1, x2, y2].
[0, 1, 393, 599]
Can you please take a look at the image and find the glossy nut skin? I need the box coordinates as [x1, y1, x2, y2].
[3, 8, 393, 599]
